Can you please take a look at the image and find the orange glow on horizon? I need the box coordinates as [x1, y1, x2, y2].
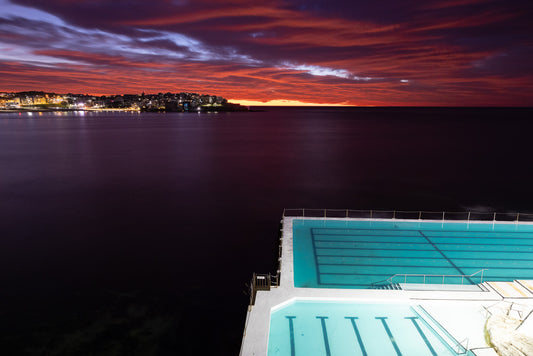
[229, 99, 354, 107]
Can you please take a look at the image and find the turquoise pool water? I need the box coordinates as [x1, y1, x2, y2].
[293, 219, 533, 289]
[268, 300, 472, 356]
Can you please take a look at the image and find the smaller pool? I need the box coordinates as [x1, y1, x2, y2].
[267, 300, 473, 356]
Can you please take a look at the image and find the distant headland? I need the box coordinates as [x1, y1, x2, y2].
[0, 91, 248, 112]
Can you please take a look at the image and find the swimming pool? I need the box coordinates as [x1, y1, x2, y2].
[267, 300, 472, 356]
[293, 219, 533, 289]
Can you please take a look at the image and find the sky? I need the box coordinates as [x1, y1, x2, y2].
[0, 0, 532, 106]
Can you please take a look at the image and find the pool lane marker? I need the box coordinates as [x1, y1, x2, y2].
[286, 316, 296, 356]
[345, 317, 368, 356]
[405, 317, 438, 356]
[316, 316, 331, 356]
[375, 317, 403, 356]
[310, 229, 322, 285]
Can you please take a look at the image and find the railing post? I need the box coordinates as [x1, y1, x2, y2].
[481, 269, 484, 283]
[393, 210, 396, 219]
[493, 212, 496, 222]
[442, 211, 445, 221]
[442, 275, 445, 285]
[282, 208, 286, 218]
[324, 209, 326, 218]
[516, 212, 520, 222]
[346, 209, 349, 218]
[370, 210, 373, 219]
[423, 275, 426, 284]
[418, 211, 422, 220]
[467, 211, 471, 222]
[302, 208, 305, 217]
[250, 273, 257, 306]
[404, 275, 407, 283]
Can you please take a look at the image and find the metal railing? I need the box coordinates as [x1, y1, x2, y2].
[372, 269, 488, 288]
[248, 220, 284, 306]
[282, 208, 533, 222]
[416, 305, 469, 355]
[249, 273, 278, 306]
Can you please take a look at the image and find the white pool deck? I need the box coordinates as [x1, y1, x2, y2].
[240, 217, 533, 356]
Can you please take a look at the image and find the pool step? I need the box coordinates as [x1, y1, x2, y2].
[373, 283, 402, 290]
[516, 280, 533, 294]
[486, 281, 533, 298]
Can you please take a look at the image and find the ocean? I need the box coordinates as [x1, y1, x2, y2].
[0, 107, 532, 355]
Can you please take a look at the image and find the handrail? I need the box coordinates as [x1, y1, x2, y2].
[282, 208, 533, 222]
[372, 269, 488, 288]
[415, 305, 468, 355]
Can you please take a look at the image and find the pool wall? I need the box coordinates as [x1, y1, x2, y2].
[292, 218, 533, 289]
[278, 217, 532, 294]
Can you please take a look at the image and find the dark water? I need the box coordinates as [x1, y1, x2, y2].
[0, 107, 532, 354]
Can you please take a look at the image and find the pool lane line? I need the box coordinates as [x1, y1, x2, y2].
[310, 229, 322, 285]
[375, 317, 403, 356]
[286, 316, 296, 356]
[345, 317, 368, 356]
[316, 316, 331, 356]
[404, 317, 437, 356]
[319, 263, 461, 269]
[312, 226, 533, 236]
[315, 242, 533, 249]
[315, 241, 434, 246]
[417, 231, 473, 284]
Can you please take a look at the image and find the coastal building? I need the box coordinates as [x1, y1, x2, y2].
[5, 97, 21, 109]
[241, 210, 533, 356]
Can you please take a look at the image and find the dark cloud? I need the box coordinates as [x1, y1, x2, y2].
[468, 47, 533, 78]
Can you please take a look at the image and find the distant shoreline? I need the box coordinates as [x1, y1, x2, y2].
[2, 106, 530, 114]
[0, 107, 249, 113]
[0, 108, 141, 113]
